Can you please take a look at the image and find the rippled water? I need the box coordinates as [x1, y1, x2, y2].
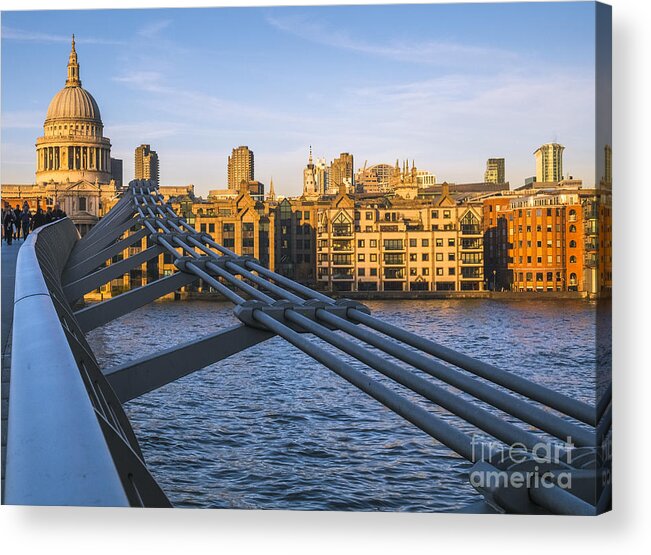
[87, 298, 606, 512]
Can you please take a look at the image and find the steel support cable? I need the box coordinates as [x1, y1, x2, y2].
[281, 309, 543, 452]
[251, 309, 477, 463]
[142, 213, 276, 305]
[596, 403, 612, 446]
[596, 383, 612, 422]
[529, 483, 596, 516]
[313, 310, 595, 448]
[184, 236, 307, 305]
[346, 309, 596, 427]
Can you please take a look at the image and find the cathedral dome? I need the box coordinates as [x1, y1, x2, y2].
[45, 85, 101, 124]
[43, 34, 102, 125]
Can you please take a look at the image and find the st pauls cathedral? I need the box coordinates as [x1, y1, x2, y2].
[1, 36, 120, 236]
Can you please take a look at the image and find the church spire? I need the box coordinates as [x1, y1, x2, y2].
[308, 145, 313, 165]
[66, 34, 81, 87]
[268, 177, 276, 201]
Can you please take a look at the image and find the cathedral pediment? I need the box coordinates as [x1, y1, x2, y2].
[62, 179, 103, 192]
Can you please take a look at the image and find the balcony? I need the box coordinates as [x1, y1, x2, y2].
[383, 269, 405, 280]
[461, 225, 482, 236]
[383, 255, 405, 266]
[333, 226, 352, 237]
[331, 255, 353, 267]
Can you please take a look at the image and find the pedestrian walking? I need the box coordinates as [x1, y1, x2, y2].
[13, 204, 22, 240]
[31, 207, 46, 231]
[51, 203, 66, 221]
[20, 202, 32, 240]
[3, 204, 16, 245]
[45, 207, 53, 224]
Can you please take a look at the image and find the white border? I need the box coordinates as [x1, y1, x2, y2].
[1, 1, 648, 553]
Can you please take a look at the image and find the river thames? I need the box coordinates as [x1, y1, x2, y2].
[87, 298, 606, 512]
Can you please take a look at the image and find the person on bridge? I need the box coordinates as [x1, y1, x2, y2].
[51, 204, 66, 221]
[31, 207, 46, 231]
[3, 204, 16, 245]
[20, 202, 32, 240]
[13, 204, 22, 241]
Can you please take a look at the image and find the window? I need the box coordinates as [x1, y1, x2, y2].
[431, 210, 439, 218]
[370, 254, 377, 262]
[526, 272, 533, 281]
[422, 268, 430, 276]
[448, 253, 455, 261]
[448, 267, 455, 275]
[409, 239, 417, 247]
[570, 255, 577, 264]
[422, 239, 429, 247]
[78, 197, 87, 211]
[443, 210, 451, 219]
[358, 240, 365, 248]
[201, 224, 207, 232]
[370, 240, 377, 248]
[370, 268, 377, 276]
[409, 253, 417, 261]
[436, 239, 443, 247]
[366, 212, 373, 220]
[436, 253, 443, 261]
[358, 254, 365, 262]
[537, 241, 542, 247]
[536, 272, 543, 281]
[304, 211, 310, 220]
[569, 225, 577, 232]
[384, 253, 404, 265]
[448, 239, 455, 247]
[383, 239, 403, 250]
[410, 268, 417, 276]
[436, 268, 444, 276]
[209, 223, 215, 233]
[358, 268, 365, 277]
[569, 240, 577, 248]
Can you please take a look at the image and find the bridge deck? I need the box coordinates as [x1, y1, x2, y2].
[1, 240, 21, 498]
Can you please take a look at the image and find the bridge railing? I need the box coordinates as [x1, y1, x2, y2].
[5, 213, 170, 507]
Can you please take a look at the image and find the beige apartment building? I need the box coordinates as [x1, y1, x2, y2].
[134, 144, 160, 185]
[316, 184, 484, 292]
[227, 145, 254, 188]
[534, 143, 564, 182]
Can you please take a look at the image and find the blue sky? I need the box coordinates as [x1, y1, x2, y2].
[1, 2, 599, 197]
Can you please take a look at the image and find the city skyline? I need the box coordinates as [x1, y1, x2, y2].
[2, 3, 598, 197]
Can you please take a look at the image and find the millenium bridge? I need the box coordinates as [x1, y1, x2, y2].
[3, 181, 611, 513]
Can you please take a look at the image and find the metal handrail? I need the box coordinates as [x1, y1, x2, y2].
[5, 218, 170, 507]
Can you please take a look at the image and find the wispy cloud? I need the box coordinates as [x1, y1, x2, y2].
[0, 110, 42, 129]
[266, 14, 518, 67]
[136, 20, 172, 40]
[1, 26, 125, 45]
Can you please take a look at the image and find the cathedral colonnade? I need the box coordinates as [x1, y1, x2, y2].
[37, 145, 110, 172]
